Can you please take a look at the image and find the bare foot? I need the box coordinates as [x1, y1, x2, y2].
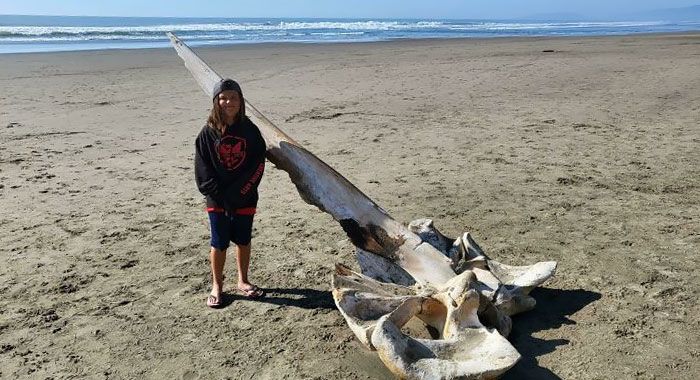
[237, 282, 265, 298]
[207, 282, 223, 308]
[206, 293, 222, 308]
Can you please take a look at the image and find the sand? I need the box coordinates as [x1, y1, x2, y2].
[1, 33, 699, 379]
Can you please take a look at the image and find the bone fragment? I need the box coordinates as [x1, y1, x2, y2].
[371, 276, 521, 380]
[408, 219, 557, 317]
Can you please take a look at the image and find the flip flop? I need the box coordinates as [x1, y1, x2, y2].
[237, 285, 265, 299]
[207, 294, 222, 308]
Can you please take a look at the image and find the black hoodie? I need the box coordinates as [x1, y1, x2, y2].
[194, 117, 266, 213]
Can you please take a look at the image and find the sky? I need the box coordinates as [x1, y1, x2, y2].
[0, 0, 698, 19]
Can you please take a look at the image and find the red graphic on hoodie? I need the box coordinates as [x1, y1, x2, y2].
[217, 136, 246, 170]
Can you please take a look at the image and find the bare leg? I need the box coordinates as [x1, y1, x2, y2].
[210, 247, 227, 298]
[235, 243, 263, 297]
[235, 243, 251, 288]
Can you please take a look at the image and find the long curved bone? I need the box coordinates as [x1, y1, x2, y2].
[169, 34, 557, 379]
[167, 32, 454, 286]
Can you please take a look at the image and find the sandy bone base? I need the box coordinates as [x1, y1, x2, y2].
[334, 219, 556, 379]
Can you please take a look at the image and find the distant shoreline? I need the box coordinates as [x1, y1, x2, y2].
[1, 29, 698, 56]
[2, 15, 698, 54]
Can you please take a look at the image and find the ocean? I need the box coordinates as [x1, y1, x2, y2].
[1, 15, 699, 54]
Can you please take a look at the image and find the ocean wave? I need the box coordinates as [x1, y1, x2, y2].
[0, 20, 448, 37]
[277, 21, 445, 30]
[0, 20, 674, 40]
[0, 18, 695, 51]
[461, 21, 667, 30]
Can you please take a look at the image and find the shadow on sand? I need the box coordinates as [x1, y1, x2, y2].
[502, 287, 601, 380]
[221, 287, 336, 310]
[219, 286, 600, 379]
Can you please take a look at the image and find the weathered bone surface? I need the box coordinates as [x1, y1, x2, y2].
[334, 268, 522, 379]
[408, 219, 557, 317]
[337, 220, 555, 376]
[169, 33, 557, 379]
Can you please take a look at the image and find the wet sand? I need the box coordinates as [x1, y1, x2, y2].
[0, 33, 699, 379]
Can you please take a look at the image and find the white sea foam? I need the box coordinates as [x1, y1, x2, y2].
[0, 20, 449, 37]
[0, 18, 695, 53]
[475, 21, 665, 30]
[0, 20, 673, 38]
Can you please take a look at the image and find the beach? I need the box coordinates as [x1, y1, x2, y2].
[0, 33, 699, 379]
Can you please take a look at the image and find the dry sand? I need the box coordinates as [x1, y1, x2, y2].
[1, 33, 699, 379]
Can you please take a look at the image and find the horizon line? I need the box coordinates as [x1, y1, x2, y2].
[0, 13, 675, 22]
